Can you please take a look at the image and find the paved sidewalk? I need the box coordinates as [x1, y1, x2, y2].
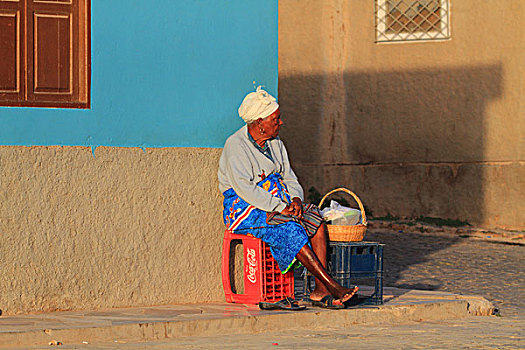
[30, 316, 521, 350]
[0, 286, 494, 349]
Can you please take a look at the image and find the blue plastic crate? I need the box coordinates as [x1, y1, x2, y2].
[297, 241, 384, 305]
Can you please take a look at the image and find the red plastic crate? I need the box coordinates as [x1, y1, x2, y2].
[221, 230, 294, 304]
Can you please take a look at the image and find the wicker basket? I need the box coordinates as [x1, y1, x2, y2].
[319, 188, 368, 242]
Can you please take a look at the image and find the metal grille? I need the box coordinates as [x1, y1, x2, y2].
[376, 0, 450, 42]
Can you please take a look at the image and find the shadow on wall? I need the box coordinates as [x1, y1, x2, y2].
[279, 64, 503, 225]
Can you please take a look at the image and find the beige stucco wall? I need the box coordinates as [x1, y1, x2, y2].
[0, 146, 226, 315]
[279, 0, 524, 229]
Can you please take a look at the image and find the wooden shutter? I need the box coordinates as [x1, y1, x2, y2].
[0, 0, 89, 108]
[0, 0, 24, 104]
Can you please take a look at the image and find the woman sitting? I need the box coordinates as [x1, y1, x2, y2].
[218, 87, 358, 308]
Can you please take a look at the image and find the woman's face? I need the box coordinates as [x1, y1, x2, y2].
[260, 108, 282, 139]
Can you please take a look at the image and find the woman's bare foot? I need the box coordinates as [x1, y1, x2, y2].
[310, 285, 358, 303]
[338, 286, 359, 303]
[309, 290, 328, 302]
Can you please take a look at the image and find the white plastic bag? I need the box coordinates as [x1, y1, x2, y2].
[320, 200, 361, 225]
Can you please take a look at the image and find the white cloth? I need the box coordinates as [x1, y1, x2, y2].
[238, 86, 279, 123]
[218, 125, 304, 212]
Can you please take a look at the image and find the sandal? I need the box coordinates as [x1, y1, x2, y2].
[258, 297, 306, 311]
[311, 295, 345, 309]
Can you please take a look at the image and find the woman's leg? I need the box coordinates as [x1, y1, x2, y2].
[295, 242, 358, 303]
[242, 216, 356, 303]
[308, 222, 330, 300]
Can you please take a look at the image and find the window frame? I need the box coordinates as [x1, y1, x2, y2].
[0, 0, 90, 109]
[375, 0, 450, 43]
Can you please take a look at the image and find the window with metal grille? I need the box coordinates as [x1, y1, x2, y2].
[375, 0, 450, 42]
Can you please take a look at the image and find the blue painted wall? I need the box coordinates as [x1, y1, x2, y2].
[0, 1, 278, 148]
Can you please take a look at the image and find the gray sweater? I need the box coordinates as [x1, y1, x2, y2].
[218, 125, 304, 212]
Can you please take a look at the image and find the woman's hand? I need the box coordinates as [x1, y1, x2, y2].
[280, 205, 294, 216]
[291, 197, 303, 219]
[281, 197, 303, 218]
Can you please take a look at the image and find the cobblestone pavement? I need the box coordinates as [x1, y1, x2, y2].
[365, 229, 524, 316]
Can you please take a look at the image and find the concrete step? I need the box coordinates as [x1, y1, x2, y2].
[0, 287, 495, 349]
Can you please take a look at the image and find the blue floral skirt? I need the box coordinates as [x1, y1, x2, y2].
[222, 174, 322, 273]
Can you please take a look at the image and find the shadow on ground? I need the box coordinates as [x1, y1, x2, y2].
[366, 230, 461, 290]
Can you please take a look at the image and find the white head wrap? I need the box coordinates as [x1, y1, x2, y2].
[238, 86, 279, 123]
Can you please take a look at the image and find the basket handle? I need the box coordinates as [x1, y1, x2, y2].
[318, 188, 368, 226]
